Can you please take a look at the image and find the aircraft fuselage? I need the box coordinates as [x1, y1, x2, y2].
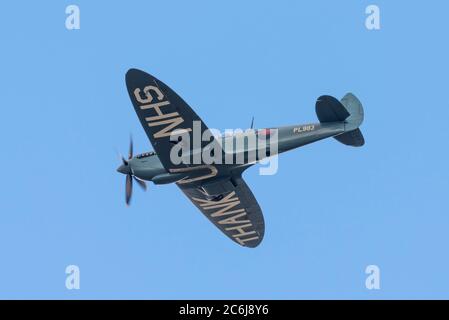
[122, 121, 345, 184]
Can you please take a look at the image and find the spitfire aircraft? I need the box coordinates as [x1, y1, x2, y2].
[117, 68, 365, 248]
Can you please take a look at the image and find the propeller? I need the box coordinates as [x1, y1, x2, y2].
[118, 136, 147, 206]
[128, 135, 133, 160]
[250, 116, 255, 129]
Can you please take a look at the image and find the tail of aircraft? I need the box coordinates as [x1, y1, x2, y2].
[315, 93, 365, 147]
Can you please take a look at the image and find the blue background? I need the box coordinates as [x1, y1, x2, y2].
[1, 1, 448, 299]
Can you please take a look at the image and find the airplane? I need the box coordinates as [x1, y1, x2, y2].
[117, 68, 365, 248]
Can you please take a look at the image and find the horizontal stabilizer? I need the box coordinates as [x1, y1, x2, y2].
[334, 128, 365, 147]
[315, 93, 365, 147]
[316, 95, 350, 123]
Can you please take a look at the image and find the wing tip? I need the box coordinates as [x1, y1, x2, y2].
[125, 68, 143, 81]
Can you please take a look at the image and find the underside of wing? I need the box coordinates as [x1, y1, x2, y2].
[125, 68, 215, 171]
[178, 175, 265, 248]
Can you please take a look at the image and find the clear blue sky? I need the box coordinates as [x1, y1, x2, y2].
[1, 1, 448, 299]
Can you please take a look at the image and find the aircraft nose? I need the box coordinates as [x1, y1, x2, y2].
[117, 164, 129, 175]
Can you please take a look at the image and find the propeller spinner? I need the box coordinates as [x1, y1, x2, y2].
[117, 136, 147, 205]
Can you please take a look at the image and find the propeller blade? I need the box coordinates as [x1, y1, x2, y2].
[250, 116, 255, 129]
[125, 174, 133, 205]
[128, 135, 133, 160]
[122, 156, 128, 166]
[133, 176, 147, 191]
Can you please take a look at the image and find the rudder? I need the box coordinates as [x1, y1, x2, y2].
[315, 93, 365, 147]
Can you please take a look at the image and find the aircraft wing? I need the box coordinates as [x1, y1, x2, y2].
[125, 68, 215, 171]
[178, 175, 265, 248]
